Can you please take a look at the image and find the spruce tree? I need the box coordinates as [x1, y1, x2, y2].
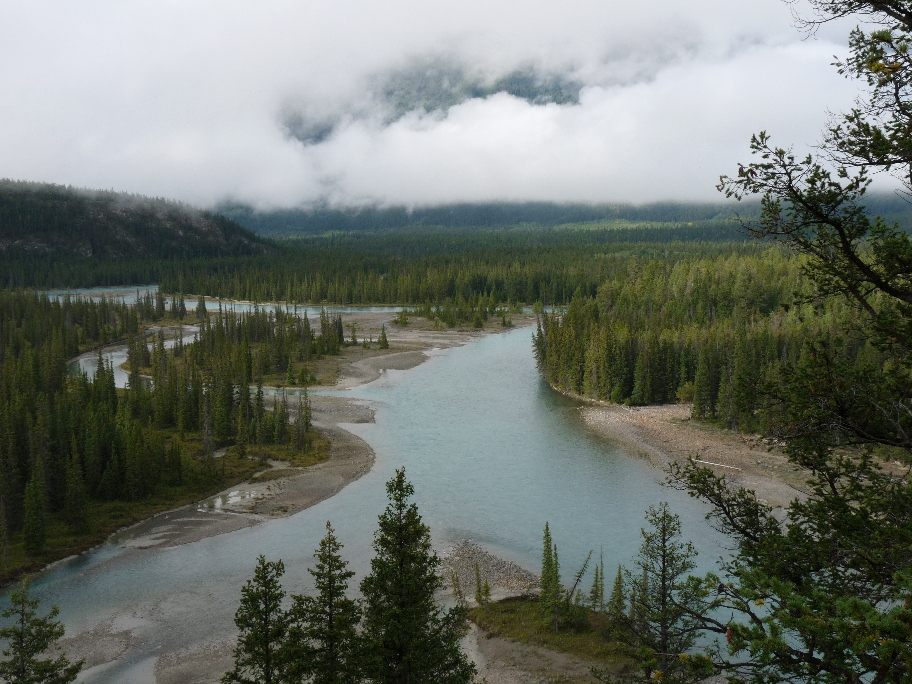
[378, 325, 389, 350]
[539, 522, 561, 626]
[223, 556, 291, 684]
[22, 475, 46, 558]
[0, 579, 83, 684]
[63, 445, 88, 533]
[359, 468, 474, 684]
[588, 561, 603, 613]
[288, 522, 361, 684]
[621, 504, 709, 683]
[606, 565, 626, 631]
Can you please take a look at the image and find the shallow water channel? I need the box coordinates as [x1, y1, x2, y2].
[36, 325, 724, 682]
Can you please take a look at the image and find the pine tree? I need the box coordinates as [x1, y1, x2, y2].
[223, 556, 291, 684]
[0, 579, 83, 684]
[288, 522, 361, 684]
[378, 325, 389, 350]
[588, 561, 603, 613]
[63, 444, 88, 532]
[286, 359, 295, 386]
[621, 503, 708, 683]
[606, 565, 626, 631]
[22, 474, 46, 558]
[539, 522, 561, 626]
[359, 468, 475, 684]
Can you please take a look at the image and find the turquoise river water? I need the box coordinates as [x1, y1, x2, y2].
[27, 324, 725, 682]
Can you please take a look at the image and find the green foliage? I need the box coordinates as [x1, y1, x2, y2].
[288, 522, 361, 684]
[223, 556, 291, 684]
[532, 247, 885, 432]
[473, 562, 484, 607]
[468, 596, 624, 670]
[0, 579, 83, 684]
[539, 522, 561, 624]
[0, 180, 268, 278]
[21, 477, 45, 558]
[359, 468, 475, 684]
[471, 562, 492, 608]
[219, 200, 751, 235]
[378, 324, 389, 349]
[664, 3, 912, 681]
[588, 557, 604, 613]
[156, 231, 758, 308]
[605, 566, 626, 635]
[617, 504, 709, 684]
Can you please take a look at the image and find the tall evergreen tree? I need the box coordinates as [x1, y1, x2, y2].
[0, 579, 83, 684]
[22, 475, 46, 558]
[223, 556, 291, 684]
[539, 522, 561, 627]
[288, 522, 361, 684]
[606, 565, 626, 626]
[619, 504, 710, 684]
[359, 469, 475, 684]
[588, 560, 604, 613]
[63, 445, 88, 533]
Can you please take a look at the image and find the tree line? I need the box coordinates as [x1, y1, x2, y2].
[1, 223, 751, 296]
[223, 469, 474, 684]
[0, 290, 339, 576]
[532, 247, 887, 432]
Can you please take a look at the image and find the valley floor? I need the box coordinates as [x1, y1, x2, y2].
[61, 311, 813, 683]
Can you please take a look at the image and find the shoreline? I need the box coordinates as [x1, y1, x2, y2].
[55, 313, 808, 684]
[107, 311, 539, 550]
[54, 312, 540, 683]
[548, 385, 808, 509]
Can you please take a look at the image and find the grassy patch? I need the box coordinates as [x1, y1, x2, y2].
[469, 596, 630, 673]
[226, 432, 329, 468]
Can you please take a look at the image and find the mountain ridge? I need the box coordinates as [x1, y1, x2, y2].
[0, 180, 270, 259]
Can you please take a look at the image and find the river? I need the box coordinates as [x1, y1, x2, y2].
[32, 323, 723, 682]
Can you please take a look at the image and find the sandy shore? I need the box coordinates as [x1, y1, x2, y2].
[574, 401, 808, 509]
[59, 309, 820, 683]
[105, 312, 538, 550]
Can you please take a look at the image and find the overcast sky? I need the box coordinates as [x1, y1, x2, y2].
[0, 0, 879, 209]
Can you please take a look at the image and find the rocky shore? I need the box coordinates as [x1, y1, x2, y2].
[441, 540, 539, 601]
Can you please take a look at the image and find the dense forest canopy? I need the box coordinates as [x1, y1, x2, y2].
[0, 289, 334, 580]
[0, 180, 270, 260]
[0, 217, 754, 295]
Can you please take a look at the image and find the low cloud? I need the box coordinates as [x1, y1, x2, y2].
[0, 0, 882, 209]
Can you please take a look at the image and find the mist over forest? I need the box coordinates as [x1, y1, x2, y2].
[218, 194, 912, 236]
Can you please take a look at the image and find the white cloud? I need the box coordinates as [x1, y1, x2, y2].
[0, 0, 876, 207]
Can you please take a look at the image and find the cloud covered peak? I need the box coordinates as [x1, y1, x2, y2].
[0, 0, 884, 209]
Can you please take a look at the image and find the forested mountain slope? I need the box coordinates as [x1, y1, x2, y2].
[220, 195, 912, 237]
[219, 201, 748, 236]
[0, 180, 270, 260]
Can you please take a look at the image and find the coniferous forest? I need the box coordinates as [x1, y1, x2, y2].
[531, 247, 886, 431]
[3, 0, 912, 680]
[1, 177, 911, 682]
[0, 290, 342, 580]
